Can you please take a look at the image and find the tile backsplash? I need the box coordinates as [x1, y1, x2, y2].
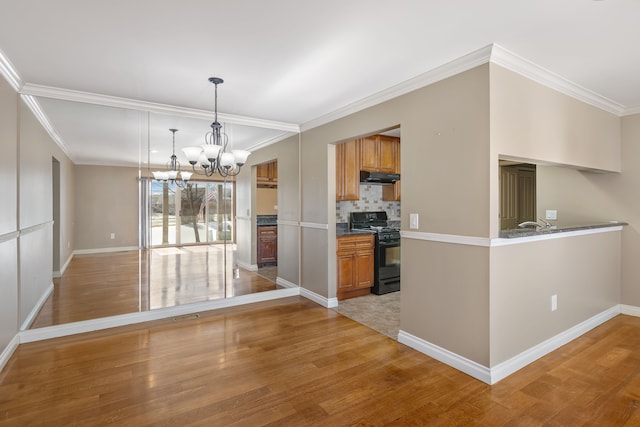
[336, 184, 401, 224]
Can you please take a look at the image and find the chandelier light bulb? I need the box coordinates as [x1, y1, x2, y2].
[181, 77, 251, 177]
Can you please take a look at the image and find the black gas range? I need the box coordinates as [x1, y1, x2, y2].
[350, 211, 400, 295]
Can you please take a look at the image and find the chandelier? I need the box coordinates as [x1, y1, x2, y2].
[182, 77, 251, 177]
[152, 128, 192, 188]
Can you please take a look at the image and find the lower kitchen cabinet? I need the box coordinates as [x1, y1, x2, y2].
[336, 234, 374, 300]
[257, 225, 277, 267]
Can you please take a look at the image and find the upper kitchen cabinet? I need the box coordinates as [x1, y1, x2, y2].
[257, 160, 278, 188]
[359, 135, 399, 174]
[336, 140, 360, 201]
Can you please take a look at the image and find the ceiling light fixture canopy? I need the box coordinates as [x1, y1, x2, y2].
[182, 77, 251, 177]
[153, 128, 192, 187]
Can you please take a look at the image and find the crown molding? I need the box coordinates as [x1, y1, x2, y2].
[247, 131, 297, 152]
[19, 83, 300, 133]
[489, 44, 625, 116]
[300, 43, 632, 133]
[623, 105, 640, 116]
[20, 94, 74, 161]
[300, 45, 494, 132]
[0, 47, 22, 92]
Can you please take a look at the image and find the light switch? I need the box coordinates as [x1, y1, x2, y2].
[410, 213, 419, 230]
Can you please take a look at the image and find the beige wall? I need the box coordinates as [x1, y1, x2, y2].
[236, 134, 299, 285]
[18, 99, 75, 327]
[402, 239, 490, 365]
[489, 64, 621, 238]
[256, 188, 278, 214]
[74, 165, 139, 250]
[299, 65, 491, 358]
[490, 231, 621, 366]
[0, 76, 19, 348]
[534, 114, 640, 307]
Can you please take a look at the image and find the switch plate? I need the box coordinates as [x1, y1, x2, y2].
[545, 210, 558, 220]
[410, 213, 419, 230]
[551, 294, 558, 311]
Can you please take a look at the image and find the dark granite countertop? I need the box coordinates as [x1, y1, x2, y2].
[256, 215, 277, 226]
[336, 229, 376, 237]
[499, 221, 626, 239]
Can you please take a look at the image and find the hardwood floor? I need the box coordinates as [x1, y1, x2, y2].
[31, 246, 278, 328]
[4, 296, 640, 426]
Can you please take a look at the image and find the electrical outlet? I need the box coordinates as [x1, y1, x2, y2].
[110, 233, 115, 240]
[410, 213, 419, 229]
[545, 210, 558, 220]
[551, 294, 558, 311]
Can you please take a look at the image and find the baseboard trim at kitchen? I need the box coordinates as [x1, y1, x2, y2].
[398, 330, 491, 384]
[0, 334, 20, 373]
[74, 246, 139, 255]
[300, 287, 338, 308]
[276, 277, 298, 288]
[19, 287, 300, 343]
[620, 304, 640, 317]
[20, 282, 54, 331]
[237, 261, 258, 272]
[399, 305, 620, 385]
[53, 252, 74, 278]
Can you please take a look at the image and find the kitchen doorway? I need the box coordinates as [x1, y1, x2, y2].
[255, 159, 278, 282]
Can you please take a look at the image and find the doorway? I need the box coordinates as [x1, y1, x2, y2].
[149, 179, 234, 247]
[499, 162, 536, 230]
[52, 157, 61, 276]
[255, 159, 278, 282]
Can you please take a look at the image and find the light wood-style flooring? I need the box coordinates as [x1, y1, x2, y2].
[32, 246, 278, 328]
[4, 296, 640, 425]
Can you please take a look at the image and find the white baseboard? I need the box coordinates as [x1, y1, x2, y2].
[20, 282, 54, 331]
[621, 304, 640, 317]
[398, 330, 492, 384]
[19, 287, 300, 343]
[400, 304, 621, 385]
[74, 246, 138, 255]
[276, 277, 298, 288]
[489, 305, 620, 384]
[300, 287, 338, 308]
[0, 334, 20, 373]
[237, 261, 258, 272]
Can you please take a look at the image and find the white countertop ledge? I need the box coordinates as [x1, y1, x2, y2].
[401, 224, 625, 247]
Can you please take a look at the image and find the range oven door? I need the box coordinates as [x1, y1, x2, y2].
[374, 239, 400, 294]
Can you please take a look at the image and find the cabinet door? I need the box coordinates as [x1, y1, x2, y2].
[359, 135, 378, 172]
[382, 180, 401, 201]
[342, 140, 360, 200]
[378, 136, 397, 173]
[354, 251, 374, 288]
[500, 166, 519, 230]
[337, 252, 355, 291]
[257, 226, 277, 265]
[335, 143, 345, 200]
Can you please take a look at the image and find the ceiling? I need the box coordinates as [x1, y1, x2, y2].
[1, 0, 639, 167]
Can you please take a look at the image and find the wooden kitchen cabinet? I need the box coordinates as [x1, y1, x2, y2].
[382, 138, 401, 201]
[336, 234, 374, 300]
[257, 225, 277, 267]
[336, 140, 360, 200]
[257, 161, 278, 188]
[382, 179, 401, 201]
[359, 135, 398, 174]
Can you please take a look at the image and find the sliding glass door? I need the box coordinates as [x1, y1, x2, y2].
[149, 179, 234, 247]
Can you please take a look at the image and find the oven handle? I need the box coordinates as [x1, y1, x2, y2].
[378, 240, 400, 247]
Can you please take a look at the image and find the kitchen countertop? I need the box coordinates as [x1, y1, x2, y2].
[499, 221, 626, 238]
[257, 215, 277, 226]
[336, 229, 376, 237]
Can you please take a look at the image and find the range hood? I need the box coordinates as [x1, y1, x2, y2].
[360, 171, 400, 184]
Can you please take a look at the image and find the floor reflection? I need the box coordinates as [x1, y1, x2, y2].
[31, 245, 280, 329]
